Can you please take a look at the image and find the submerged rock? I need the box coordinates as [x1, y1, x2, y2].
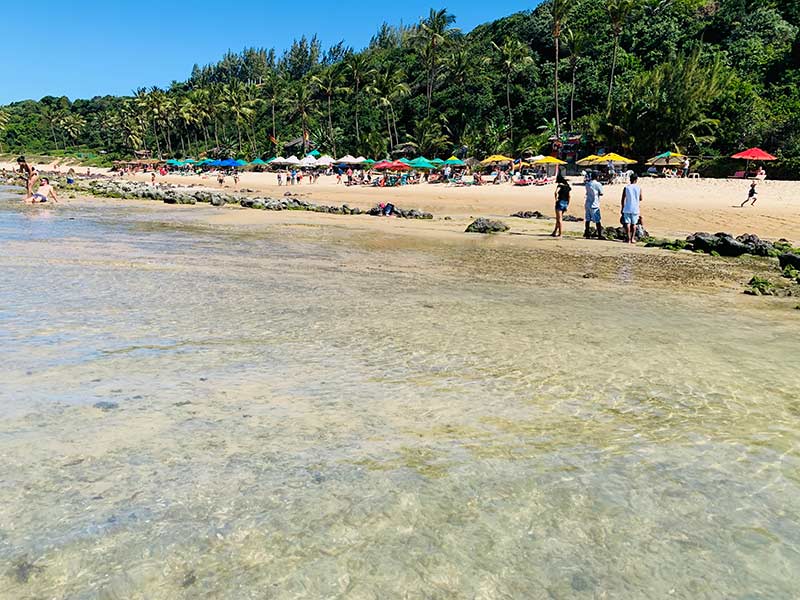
[779, 253, 800, 271]
[93, 401, 119, 411]
[465, 218, 510, 234]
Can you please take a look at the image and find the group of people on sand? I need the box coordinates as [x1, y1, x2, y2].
[551, 171, 642, 244]
[16, 156, 60, 203]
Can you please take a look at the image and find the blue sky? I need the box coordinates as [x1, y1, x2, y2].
[3, 1, 538, 104]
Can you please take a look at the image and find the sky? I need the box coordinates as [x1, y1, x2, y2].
[2, 1, 538, 104]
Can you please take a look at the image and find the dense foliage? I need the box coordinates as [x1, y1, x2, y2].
[1, 0, 798, 176]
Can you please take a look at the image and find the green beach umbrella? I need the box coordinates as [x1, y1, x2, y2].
[444, 156, 466, 166]
[308, 149, 321, 158]
[250, 158, 267, 166]
[409, 157, 436, 169]
[431, 158, 445, 166]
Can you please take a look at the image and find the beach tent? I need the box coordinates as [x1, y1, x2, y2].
[362, 159, 376, 166]
[354, 156, 368, 164]
[337, 155, 359, 164]
[431, 158, 445, 166]
[443, 156, 466, 166]
[374, 160, 410, 171]
[299, 155, 318, 167]
[166, 159, 183, 166]
[481, 154, 514, 165]
[210, 160, 225, 167]
[646, 151, 686, 166]
[250, 158, 267, 166]
[271, 156, 287, 165]
[398, 158, 412, 165]
[233, 159, 248, 167]
[409, 157, 436, 170]
[284, 155, 301, 166]
[315, 155, 335, 167]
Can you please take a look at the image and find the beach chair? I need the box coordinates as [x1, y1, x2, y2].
[727, 171, 746, 179]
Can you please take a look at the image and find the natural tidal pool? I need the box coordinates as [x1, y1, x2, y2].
[1, 194, 799, 599]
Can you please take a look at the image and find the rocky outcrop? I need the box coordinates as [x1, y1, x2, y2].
[685, 232, 775, 257]
[465, 218, 510, 234]
[779, 253, 800, 270]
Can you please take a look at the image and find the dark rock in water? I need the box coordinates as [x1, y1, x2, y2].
[93, 401, 119, 411]
[779, 253, 800, 270]
[511, 210, 548, 219]
[210, 196, 226, 207]
[583, 273, 598, 279]
[465, 218, 510, 234]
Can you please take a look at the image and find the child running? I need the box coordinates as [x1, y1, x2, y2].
[741, 182, 758, 207]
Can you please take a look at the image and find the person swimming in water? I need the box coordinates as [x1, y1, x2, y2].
[24, 177, 60, 203]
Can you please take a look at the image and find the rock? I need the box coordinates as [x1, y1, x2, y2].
[687, 232, 720, 253]
[511, 210, 548, 219]
[715, 234, 752, 257]
[93, 401, 119, 411]
[465, 218, 510, 234]
[779, 253, 800, 271]
[563, 215, 584, 222]
[736, 233, 774, 257]
[210, 196, 226, 207]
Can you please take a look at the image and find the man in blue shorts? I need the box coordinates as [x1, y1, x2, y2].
[621, 173, 642, 244]
[584, 171, 604, 239]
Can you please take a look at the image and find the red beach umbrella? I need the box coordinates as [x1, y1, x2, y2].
[731, 148, 777, 161]
[373, 161, 394, 170]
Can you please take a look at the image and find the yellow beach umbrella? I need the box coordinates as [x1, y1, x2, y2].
[481, 154, 514, 164]
[576, 154, 601, 166]
[594, 152, 637, 165]
[533, 156, 567, 165]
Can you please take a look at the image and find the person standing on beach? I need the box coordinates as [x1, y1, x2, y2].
[621, 173, 642, 244]
[741, 182, 758, 207]
[17, 156, 39, 195]
[584, 172, 605, 239]
[682, 156, 690, 178]
[552, 173, 571, 238]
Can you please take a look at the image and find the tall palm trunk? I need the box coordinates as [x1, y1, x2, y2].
[152, 121, 162, 158]
[271, 102, 277, 143]
[607, 35, 620, 110]
[506, 72, 514, 146]
[385, 110, 393, 150]
[328, 95, 336, 157]
[354, 80, 361, 144]
[236, 121, 242, 154]
[570, 58, 577, 131]
[554, 35, 561, 139]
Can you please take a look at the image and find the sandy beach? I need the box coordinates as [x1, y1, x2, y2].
[3, 159, 798, 242]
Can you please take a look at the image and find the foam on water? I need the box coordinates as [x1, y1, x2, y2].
[1, 195, 799, 598]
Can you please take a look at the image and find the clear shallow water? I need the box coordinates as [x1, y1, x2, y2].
[1, 195, 799, 599]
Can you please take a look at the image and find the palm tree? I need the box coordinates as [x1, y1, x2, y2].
[220, 81, 256, 154]
[344, 54, 375, 148]
[563, 27, 588, 131]
[262, 74, 285, 150]
[178, 95, 199, 155]
[406, 117, 450, 157]
[552, 0, 570, 140]
[311, 67, 345, 158]
[487, 37, 533, 147]
[60, 113, 86, 149]
[607, 0, 636, 108]
[286, 84, 318, 154]
[415, 9, 459, 117]
[368, 65, 410, 151]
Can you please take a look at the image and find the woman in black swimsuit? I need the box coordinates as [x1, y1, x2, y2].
[17, 156, 39, 195]
[552, 173, 571, 238]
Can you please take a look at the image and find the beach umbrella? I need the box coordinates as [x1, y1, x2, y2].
[166, 159, 182, 166]
[431, 158, 445, 166]
[481, 154, 514, 165]
[233, 159, 248, 167]
[183, 159, 196, 164]
[209, 160, 225, 167]
[373, 160, 393, 170]
[362, 159, 376, 166]
[409, 157, 436, 169]
[315, 155, 335, 167]
[398, 158, 412, 165]
[337, 154, 359, 164]
[576, 154, 601, 166]
[284, 155, 301, 165]
[271, 156, 287, 165]
[731, 148, 777, 161]
[374, 160, 410, 171]
[299, 155, 318, 167]
[443, 156, 466, 166]
[250, 158, 267, 166]
[646, 151, 686, 166]
[533, 156, 567, 165]
[308, 149, 321, 158]
[591, 153, 637, 165]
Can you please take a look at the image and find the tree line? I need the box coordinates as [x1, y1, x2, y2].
[1, 0, 798, 177]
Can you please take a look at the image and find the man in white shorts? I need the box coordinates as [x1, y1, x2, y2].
[621, 173, 642, 244]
